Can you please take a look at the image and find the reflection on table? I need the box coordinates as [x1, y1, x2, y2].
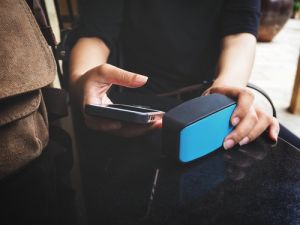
[2, 113, 300, 225]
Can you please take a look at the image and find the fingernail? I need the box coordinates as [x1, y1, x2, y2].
[223, 139, 235, 150]
[232, 117, 240, 126]
[239, 137, 250, 146]
[135, 75, 148, 84]
[272, 129, 279, 141]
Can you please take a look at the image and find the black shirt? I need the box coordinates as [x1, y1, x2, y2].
[78, 0, 260, 93]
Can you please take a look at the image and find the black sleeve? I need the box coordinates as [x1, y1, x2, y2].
[221, 0, 261, 38]
[77, 0, 124, 51]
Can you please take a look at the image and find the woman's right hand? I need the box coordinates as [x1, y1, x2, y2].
[74, 63, 162, 137]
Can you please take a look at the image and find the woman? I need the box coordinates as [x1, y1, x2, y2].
[69, 0, 280, 149]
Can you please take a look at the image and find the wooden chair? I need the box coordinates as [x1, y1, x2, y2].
[289, 51, 300, 114]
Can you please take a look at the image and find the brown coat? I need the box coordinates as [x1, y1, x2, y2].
[0, 0, 56, 178]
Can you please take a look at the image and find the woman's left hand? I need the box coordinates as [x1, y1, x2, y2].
[208, 86, 280, 150]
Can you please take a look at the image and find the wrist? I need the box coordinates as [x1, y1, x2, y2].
[212, 74, 248, 89]
[69, 73, 87, 110]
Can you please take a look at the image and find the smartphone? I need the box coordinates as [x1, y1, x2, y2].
[85, 104, 165, 124]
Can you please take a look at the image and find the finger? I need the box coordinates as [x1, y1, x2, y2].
[83, 82, 112, 106]
[223, 107, 258, 150]
[239, 108, 273, 146]
[84, 115, 122, 131]
[96, 64, 148, 88]
[268, 117, 280, 142]
[210, 86, 254, 126]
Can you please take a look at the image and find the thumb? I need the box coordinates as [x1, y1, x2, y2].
[97, 64, 148, 88]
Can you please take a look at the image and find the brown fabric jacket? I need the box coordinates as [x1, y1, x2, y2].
[0, 0, 56, 178]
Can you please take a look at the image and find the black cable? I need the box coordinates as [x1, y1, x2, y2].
[247, 83, 277, 118]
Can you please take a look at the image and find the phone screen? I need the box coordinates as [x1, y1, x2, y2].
[107, 104, 159, 113]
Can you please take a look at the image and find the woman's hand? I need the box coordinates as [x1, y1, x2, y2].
[208, 86, 280, 149]
[74, 63, 162, 137]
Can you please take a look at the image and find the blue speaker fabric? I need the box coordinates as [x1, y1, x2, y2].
[179, 104, 235, 162]
[162, 94, 236, 163]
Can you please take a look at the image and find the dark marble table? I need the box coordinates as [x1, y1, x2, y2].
[1, 93, 300, 225]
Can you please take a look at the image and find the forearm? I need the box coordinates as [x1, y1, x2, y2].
[208, 33, 279, 147]
[69, 37, 110, 90]
[213, 33, 257, 88]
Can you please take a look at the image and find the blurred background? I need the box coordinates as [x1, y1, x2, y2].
[44, 0, 300, 136]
